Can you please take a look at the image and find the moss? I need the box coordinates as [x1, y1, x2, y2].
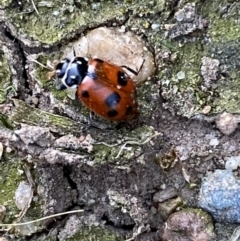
[210, 41, 240, 108]
[0, 53, 12, 104]
[210, 18, 240, 43]
[93, 144, 115, 163]
[159, 42, 207, 117]
[0, 156, 43, 223]
[4, 0, 170, 45]
[170, 43, 203, 89]
[0, 113, 13, 129]
[148, 0, 240, 117]
[68, 226, 123, 241]
[0, 157, 24, 223]
[0, 0, 12, 7]
[6, 1, 126, 45]
[9, 99, 84, 135]
[200, 1, 240, 43]
[200, 1, 240, 113]
[93, 125, 158, 163]
[145, 0, 240, 117]
[0, 157, 45, 233]
[137, 80, 160, 120]
[212, 82, 240, 113]
[200, 1, 240, 114]
[34, 53, 62, 87]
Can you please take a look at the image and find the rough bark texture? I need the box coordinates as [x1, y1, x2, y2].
[0, 0, 240, 240]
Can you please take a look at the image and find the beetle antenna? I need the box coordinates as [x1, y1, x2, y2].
[121, 59, 145, 76]
[72, 46, 76, 57]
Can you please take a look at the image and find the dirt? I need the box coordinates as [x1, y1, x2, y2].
[0, 0, 239, 240]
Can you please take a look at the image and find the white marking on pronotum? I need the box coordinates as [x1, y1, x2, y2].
[61, 57, 77, 88]
[88, 65, 95, 73]
[77, 61, 82, 65]
[70, 84, 78, 89]
[70, 75, 76, 79]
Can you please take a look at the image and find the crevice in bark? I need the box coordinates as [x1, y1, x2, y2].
[2, 24, 29, 88]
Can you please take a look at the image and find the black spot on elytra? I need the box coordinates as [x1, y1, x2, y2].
[125, 106, 133, 116]
[81, 90, 90, 98]
[107, 109, 118, 117]
[117, 71, 128, 86]
[94, 58, 104, 63]
[105, 92, 121, 108]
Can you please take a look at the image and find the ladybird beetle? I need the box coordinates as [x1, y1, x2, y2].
[52, 50, 144, 121]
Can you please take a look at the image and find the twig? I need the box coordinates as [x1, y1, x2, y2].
[30, 0, 39, 15]
[96, 132, 162, 158]
[27, 56, 52, 70]
[0, 209, 84, 227]
[115, 132, 162, 158]
[125, 225, 147, 241]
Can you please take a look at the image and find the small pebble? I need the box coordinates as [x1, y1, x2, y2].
[153, 186, 177, 203]
[176, 71, 185, 80]
[0, 237, 7, 241]
[209, 138, 219, 146]
[199, 169, 240, 223]
[161, 208, 215, 241]
[202, 105, 211, 114]
[201, 56, 220, 87]
[15, 182, 33, 210]
[31, 97, 39, 106]
[225, 156, 240, 171]
[5, 147, 12, 153]
[92, 3, 100, 10]
[216, 112, 238, 135]
[151, 23, 160, 30]
[53, 11, 60, 16]
[158, 197, 182, 220]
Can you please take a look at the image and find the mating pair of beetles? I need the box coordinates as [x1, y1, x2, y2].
[51, 49, 144, 121]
